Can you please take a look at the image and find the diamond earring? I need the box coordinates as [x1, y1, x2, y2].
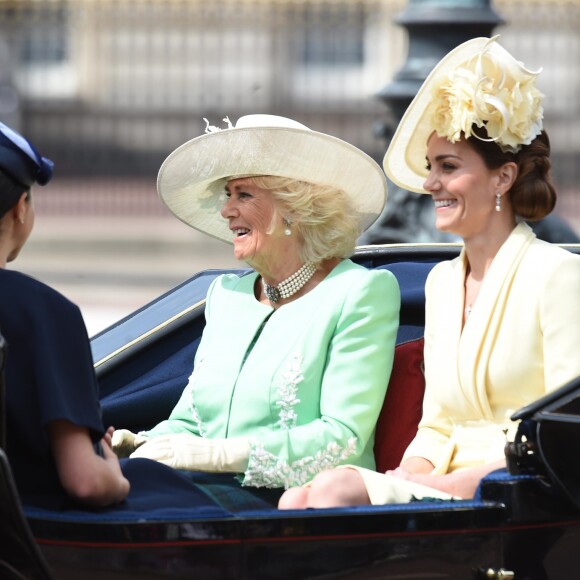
[495, 192, 502, 212]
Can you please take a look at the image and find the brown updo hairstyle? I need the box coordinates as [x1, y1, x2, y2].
[467, 126, 556, 221]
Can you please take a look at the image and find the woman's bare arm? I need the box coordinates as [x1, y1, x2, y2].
[48, 420, 130, 507]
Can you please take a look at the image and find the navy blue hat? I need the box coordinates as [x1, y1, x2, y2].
[0, 121, 54, 187]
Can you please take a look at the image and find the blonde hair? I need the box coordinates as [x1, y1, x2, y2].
[251, 176, 361, 264]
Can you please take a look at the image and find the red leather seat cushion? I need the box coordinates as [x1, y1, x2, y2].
[374, 337, 425, 473]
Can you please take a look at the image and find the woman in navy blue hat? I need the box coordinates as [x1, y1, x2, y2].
[0, 122, 272, 516]
[0, 121, 133, 508]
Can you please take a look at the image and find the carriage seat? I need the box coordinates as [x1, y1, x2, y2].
[374, 337, 425, 472]
[371, 261, 435, 472]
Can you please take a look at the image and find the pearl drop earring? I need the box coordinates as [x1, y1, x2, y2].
[495, 192, 502, 212]
[283, 217, 292, 236]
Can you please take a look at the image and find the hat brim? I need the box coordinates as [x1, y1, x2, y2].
[383, 37, 512, 195]
[157, 125, 387, 243]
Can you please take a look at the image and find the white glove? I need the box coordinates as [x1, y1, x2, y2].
[112, 429, 149, 458]
[130, 433, 250, 473]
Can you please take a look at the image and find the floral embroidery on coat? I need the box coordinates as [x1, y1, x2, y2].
[188, 354, 207, 437]
[243, 437, 358, 489]
[275, 352, 303, 430]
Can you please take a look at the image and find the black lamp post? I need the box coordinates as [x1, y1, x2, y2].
[360, 0, 503, 244]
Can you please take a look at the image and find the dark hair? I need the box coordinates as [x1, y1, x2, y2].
[467, 127, 556, 221]
[0, 168, 29, 219]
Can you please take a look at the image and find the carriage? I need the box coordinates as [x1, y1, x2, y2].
[2, 242, 580, 580]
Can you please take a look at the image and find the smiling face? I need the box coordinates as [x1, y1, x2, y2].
[423, 134, 513, 241]
[220, 177, 301, 275]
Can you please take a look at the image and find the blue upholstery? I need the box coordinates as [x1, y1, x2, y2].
[377, 261, 437, 343]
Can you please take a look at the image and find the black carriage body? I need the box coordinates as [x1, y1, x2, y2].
[28, 488, 580, 580]
[4, 243, 580, 579]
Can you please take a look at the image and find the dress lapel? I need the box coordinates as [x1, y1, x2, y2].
[458, 222, 536, 418]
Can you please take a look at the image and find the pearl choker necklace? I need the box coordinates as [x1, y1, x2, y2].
[263, 263, 317, 303]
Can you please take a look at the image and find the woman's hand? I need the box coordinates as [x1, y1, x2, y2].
[111, 428, 149, 458]
[387, 458, 507, 499]
[131, 433, 250, 472]
[392, 456, 434, 476]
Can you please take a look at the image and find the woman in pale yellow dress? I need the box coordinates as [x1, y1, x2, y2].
[279, 36, 580, 509]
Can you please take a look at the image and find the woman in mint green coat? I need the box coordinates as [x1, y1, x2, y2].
[114, 114, 400, 494]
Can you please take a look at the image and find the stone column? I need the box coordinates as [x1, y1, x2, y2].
[360, 0, 503, 244]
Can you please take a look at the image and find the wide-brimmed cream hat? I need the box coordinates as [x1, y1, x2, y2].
[157, 114, 388, 243]
[383, 36, 544, 194]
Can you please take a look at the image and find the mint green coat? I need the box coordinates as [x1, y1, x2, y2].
[145, 259, 400, 488]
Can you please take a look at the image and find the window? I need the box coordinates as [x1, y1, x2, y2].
[301, 5, 365, 67]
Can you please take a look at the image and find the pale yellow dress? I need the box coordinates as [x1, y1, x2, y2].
[356, 222, 580, 504]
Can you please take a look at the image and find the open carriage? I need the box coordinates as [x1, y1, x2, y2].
[2, 243, 580, 580]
